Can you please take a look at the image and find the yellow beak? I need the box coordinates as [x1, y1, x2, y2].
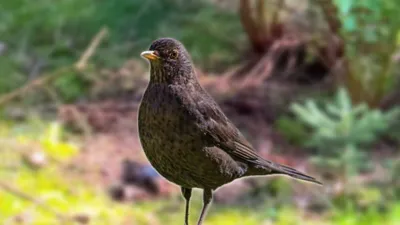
[140, 51, 159, 61]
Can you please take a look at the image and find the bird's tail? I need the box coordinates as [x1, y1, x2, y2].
[249, 159, 322, 185]
[272, 163, 322, 185]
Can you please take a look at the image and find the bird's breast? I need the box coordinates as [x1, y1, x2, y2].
[138, 85, 203, 182]
[139, 84, 198, 139]
[138, 84, 244, 189]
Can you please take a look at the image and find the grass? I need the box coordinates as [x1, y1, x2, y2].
[0, 118, 399, 224]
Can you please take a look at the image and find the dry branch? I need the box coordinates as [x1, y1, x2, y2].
[240, 0, 262, 51]
[315, 0, 344, 68]
[256, 0, 267, 35]
[0, 27, 109, 107]
[239, 0, 286, 53]
[0, 181, 69, 223]
[75, 27, 109, 70]
[0, 67, 72, 106]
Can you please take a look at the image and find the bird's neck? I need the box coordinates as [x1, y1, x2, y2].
[150, 64, 196, 85]
[149, 65, 168, 84]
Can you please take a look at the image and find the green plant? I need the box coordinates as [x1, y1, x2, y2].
[0, 119, 152, 225]
[275, 115, 309, 145]
[330, 200, 400, 225]
[333, 0, 400, 106]
[290, 87, 400, 176]
[0, 0, 242, 102]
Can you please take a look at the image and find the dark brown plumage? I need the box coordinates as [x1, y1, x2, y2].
[138, 38, 321, 225]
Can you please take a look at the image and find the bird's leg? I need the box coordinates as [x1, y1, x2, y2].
[197, 189, 213, 225]
[181, 187, 192, 225]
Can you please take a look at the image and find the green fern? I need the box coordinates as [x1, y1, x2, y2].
[290, 87, 400, 175]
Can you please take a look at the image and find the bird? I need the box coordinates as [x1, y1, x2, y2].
[138, 37, 321, 225]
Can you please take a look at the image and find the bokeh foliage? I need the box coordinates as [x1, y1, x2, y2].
[277, 87, 400, 176]
[0, 0, 242, 101]
[0, 0, 399, 224]
[333, 0, 400, 106]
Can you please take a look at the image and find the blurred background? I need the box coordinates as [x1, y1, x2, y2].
[0, 0, 399, 224]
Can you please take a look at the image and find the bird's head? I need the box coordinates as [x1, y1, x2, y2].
[141, 38, 195, 84]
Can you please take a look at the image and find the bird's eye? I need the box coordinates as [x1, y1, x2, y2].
[170, 50, 179, 59]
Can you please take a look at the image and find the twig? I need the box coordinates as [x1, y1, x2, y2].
[65, 105, 93, 138]
[0, 181, 69, 223]
[0, 67, 72, 106]
[0, 27, 108, 107]
[75, 27, 108, 70]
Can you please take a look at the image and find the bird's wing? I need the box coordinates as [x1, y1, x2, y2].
[172, 83, 262, 163]
[203, 113, 267, 165]
[193, 92, 321, 184]
[193, 93, 266, 165]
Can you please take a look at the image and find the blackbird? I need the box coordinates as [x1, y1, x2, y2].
[138, 38, 321, 225]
